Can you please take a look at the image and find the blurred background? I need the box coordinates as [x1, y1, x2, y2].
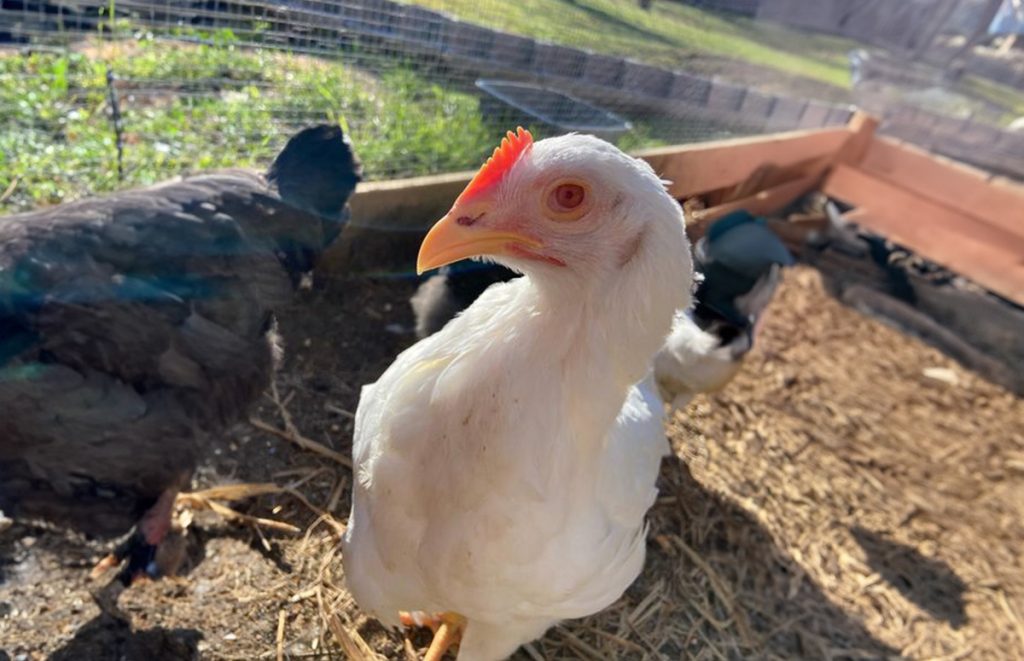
[1, 0, 1022, 213]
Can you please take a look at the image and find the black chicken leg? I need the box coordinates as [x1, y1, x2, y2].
[90, 488, 180, 585]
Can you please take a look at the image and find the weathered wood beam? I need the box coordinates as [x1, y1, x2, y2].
[859, 136, 1024, 240]
[825, 164, 1024, 305]
[832, 110, 879, 167]
[638, 126, 850, 200]
[689, 171, 822, 234]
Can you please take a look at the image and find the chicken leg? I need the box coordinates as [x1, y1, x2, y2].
[401, 611, 467, 661]
[90, 487, 180, 585]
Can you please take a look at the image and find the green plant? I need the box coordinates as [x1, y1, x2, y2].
[0, 38, 503, 212]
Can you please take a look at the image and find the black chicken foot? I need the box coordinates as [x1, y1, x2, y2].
[90, 488, 179, 585]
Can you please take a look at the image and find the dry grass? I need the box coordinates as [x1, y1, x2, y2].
[660, 266, 1024, 660]
[1, 266, 1022, 660]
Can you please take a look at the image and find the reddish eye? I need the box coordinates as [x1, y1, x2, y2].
[544, 180, 591, 221]
[550, 183, 585, 211]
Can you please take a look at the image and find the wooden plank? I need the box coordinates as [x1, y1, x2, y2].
[702, 152, 832, 208]
[826, 164, 1024, 254]
[690, 171, 821, 229]
[825, 165, 1024, 305]
[636, 126, 849, 199]
[347, 171, 474, 233]
[860, 137, 1024, 240]
[843, 208, 1024, 305]
[317, 172, 474, 277]
[724, 162, 788, 202]
[832, 110, 879, 166]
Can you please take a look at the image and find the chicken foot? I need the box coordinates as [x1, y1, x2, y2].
[401, 611, 467, 661]
[89, 487, 181, 585]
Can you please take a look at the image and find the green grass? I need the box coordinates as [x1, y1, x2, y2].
[409, 0, 857, 89]
[961, 75, 1024, 124]
[0, 26, 719, 214]
[0, 33, 498, 212]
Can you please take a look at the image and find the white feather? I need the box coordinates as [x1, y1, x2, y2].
[652, 310, 745, 411]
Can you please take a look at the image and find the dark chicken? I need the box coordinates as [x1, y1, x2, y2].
[409, 262, 520, 339]
[0, 124, 361, 582]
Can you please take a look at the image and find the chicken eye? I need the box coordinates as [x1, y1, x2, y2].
[545, 182, 590, 220]
[552, 184, 584, 209]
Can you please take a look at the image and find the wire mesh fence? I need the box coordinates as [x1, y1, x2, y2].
[1, 0, 1022, 214]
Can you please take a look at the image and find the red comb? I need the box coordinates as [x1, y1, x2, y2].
[457, 127, 533, 203]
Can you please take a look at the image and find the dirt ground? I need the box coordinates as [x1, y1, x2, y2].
[1, 264, 1022, 660]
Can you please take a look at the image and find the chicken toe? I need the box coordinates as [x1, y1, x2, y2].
[401, 611, 466, 661]
[90, 488, 183, 585]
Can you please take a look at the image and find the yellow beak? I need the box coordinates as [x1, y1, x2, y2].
[416, 209, 542, 275]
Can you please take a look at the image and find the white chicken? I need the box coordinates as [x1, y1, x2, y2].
[342, 128, 692, 660]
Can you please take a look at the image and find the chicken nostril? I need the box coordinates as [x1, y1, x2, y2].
[456, 213, 484, 227]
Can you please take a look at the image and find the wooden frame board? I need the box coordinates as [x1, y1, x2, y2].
[859, 137, 1024, 240]
[636, 127, 850, 200]
[824, 164, 1024, 304]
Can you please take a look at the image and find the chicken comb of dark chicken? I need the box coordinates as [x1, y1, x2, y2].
[0, 124, 360, 583]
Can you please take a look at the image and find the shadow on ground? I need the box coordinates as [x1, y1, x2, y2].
[655, 457, 897, 658]
[851, 525, 967, 628]
[49, 614, 202, 661]
[528, 456, 900, 659]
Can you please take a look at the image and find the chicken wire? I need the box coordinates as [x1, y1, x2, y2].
[0, 0, 1021, 214]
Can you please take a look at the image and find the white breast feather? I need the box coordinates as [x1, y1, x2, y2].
[343, 280, 668, 657]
